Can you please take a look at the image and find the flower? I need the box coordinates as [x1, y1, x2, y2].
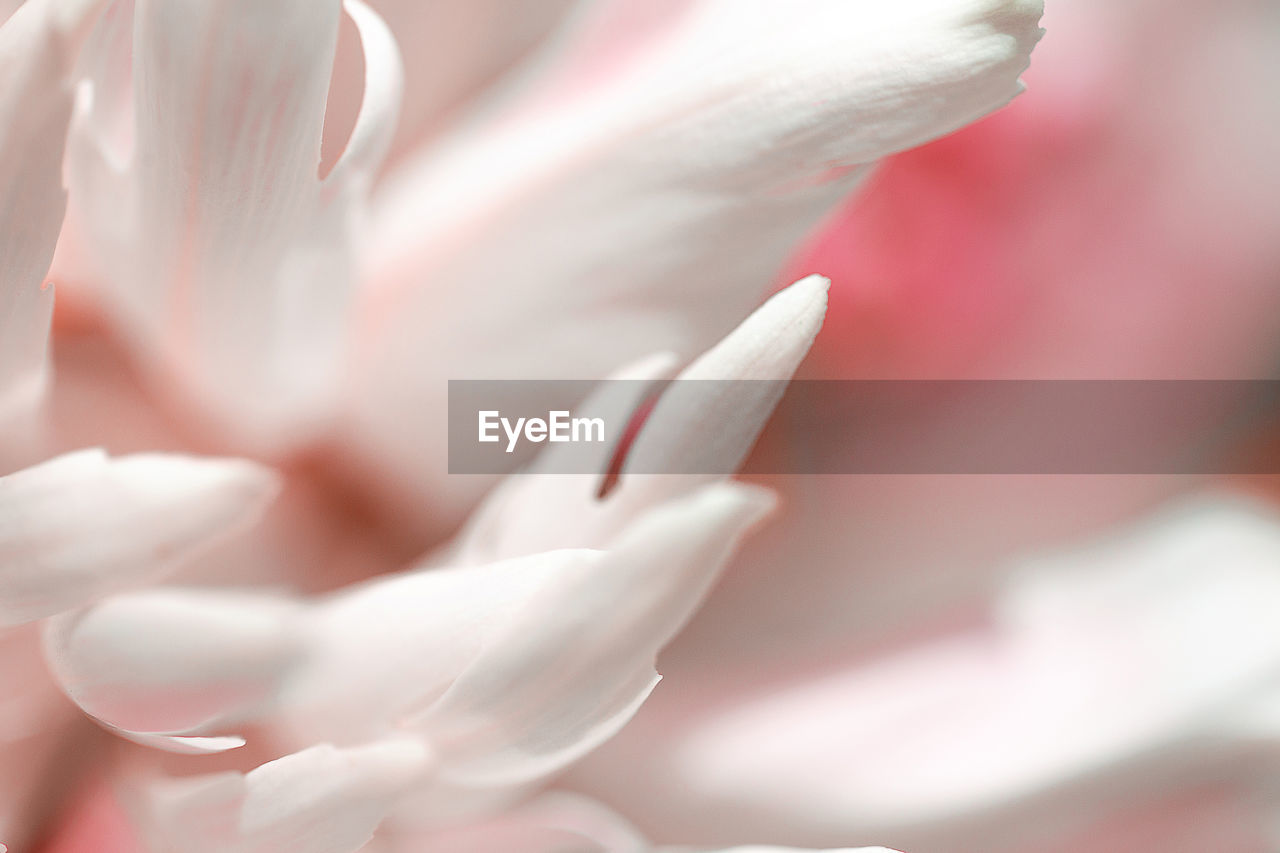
[0, 0, 1045, 851]
[558, 0, 1280, 850]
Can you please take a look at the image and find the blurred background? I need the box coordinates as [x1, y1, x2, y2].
[562, 1, 1280, 851]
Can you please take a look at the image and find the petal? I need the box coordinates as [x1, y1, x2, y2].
[453, 275, 826, 562]
[67, 0, 400, 448]
[44, 588, 301, 750]
[274, 484, 770, 788]
[616, 275, 829, 496]
[416, 481, 775, 787]
[349, 0, 1043, 515]
[674, 0, 1280, 705]
[276, 549, 595, 747]
[141, 739, 431, 853]
[324, 0, 404, 194]
[0, 0, 102, 419]
[448, 350, 678, 562]
[0, 449, 279, 626]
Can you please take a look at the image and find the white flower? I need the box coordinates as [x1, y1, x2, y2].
[0, 0, 1043, 850]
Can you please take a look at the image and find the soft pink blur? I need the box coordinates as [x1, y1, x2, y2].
[567, 0, 1280, 849]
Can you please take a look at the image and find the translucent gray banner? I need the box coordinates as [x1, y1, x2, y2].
[447, 380, 1280, 475]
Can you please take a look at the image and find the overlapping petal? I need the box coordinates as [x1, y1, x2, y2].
[413, 483, 774, 788]
[44, 588, 300, 753]
[65, 0, 402, 448]
[0, 0, 101, 420]
[0, 449, 278, 626]
[43, 275, 824, 851]
[454, 275, 828, 559]
[350, 0, 1044, 516]
[140, 739, 431, 853]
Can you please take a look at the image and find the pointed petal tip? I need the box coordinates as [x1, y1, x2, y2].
[614, 349, 680, 382]
[119, 731, 248, 755]
[734, 481, 780, 526]
[763, 274, 830, 344]
[786, 273, 832, 310]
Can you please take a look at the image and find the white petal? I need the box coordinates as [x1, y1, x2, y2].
[142, 739, 431, 853]
[0, 449, 279, 626]
[0, 0, 102, 419]
[449, 350, 678, 562]
[616, 275, 829, 499]
[45, 485, 768, 794]
[325, 0, 404, 194]
[277, 549, 599, 747]
[453, 276, 826, 562]
[417, 482, 775, 787]
[351, 0, 1043, 511]
[267, 482, 770, 791]
[44, 588, 300, 750]
[67, 0, 400, 447]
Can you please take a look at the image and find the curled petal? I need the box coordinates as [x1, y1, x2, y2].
[0, 0, 102, 418]
[0, 449, 279, 626]
[44, 589, 302, 750]
[325, 0, 405, 193]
